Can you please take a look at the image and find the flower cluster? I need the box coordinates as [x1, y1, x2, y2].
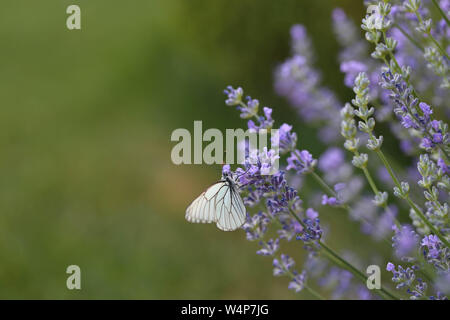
[421, 235, 449, 271]
[274, 25, 342, 143]
[386, 262, 429, 299]
[222, 86, 380, 298]
[214, 0, 450, 300]
[417, 154, 449, 231]
[380, 71, 449, 152]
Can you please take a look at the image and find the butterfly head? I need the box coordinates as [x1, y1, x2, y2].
[221, 164, 231, 178]
[221, 167, 238, 186]
[222, 170, 232, 182]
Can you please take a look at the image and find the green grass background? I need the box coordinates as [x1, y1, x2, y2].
[0, 0, 373, 298]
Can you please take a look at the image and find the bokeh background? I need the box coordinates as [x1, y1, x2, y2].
[0, 0, 375, 298]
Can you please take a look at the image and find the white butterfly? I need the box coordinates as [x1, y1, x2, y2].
[185, 170, 247, 231]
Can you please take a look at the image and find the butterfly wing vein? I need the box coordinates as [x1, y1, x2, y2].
[185, 181, 246, 231]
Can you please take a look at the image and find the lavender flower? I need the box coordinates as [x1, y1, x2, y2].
[224, 86, 243, 106]
[276, 123, 297, 155]
[275, 25, 342, 143]
[273, 254, 295, 275]
[243, 211, 270, 241]
[392, 225, 420, 259]
[378, 48, 449, 155]
[318, 147, 345, 174]
[319, 267, 353, 300]
[341, 61, 368, 87]
[288, 271, 307, 293]
[222, 86, 328, 294]
[421, 235, 449, 271]
[386, 263, 425, 298]
[257, 238, 280, 256]
[417, 154, 449, 231]
[286, 150, 317, 174]
[332, 8, 368, 61]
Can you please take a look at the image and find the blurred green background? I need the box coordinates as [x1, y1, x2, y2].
[0, 0, 369, 299]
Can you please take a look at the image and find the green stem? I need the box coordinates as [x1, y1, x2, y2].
[310, 166, 396, 244]
[304, 284, 326, 300]
[361, 165, 402, 229]
[413, 10, 450, 59]
[362, 167, 379, 194]
[429, 35, 450, 60]
[407, 198, 450, 247]
[376, 150, 401, 187]
[376, 149, 450, 248]
[287, 208, 400, 300]
[382, 31, 401, 71]
[431, 0, 450, 28]
[394, 23, 424, 52]
[382, 13, 450, 158]
[381, 31, 419, 96]
[436, 144, 450, 163]
[319, 242, 398, 300]
[264, 241, 325, 300]
[311, 171, 338, 198]
[353, 116, 400, 227]
[417, 248, 437, 283]
[264, 184, 398, 298]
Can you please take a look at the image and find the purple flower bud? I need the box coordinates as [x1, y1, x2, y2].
[332, 8, 346, 22]
[322, 195, 339, 206]
[341, 60, 367, 87]
[263, 107, 272, 120]
[224, 86, 243, 106]
[306, 208, 319, 219]
[431, 120, 440, 131]
[222, 164, 231, 175]
[243, 212, 270, 241]
[421, 137, 434, 149]
[437, 158, 450, 174]
[273, 254, 295, 276]
[318, 147, 345, 173]
[386, 262, 395, 272]
[247, 120, 258, 130]
[421, 235, 442, 260]
[257, 238, 280, 256]
[401, 114, 417, 129]
[277, 123, 297, 154]
[288, 271, 307, 293]
[290, 24, 307, 42]
[432, 133, 443, 143]
[419, 102, 433, 117]
[287, 150, 317, 174]
[392, 225, 419, 258]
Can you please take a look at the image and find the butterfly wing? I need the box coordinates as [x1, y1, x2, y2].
[185, 181, 246, 231]
[215, 183, 246, 231]
[185, 182, 227, 224]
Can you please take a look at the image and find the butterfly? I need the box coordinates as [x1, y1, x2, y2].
[185, 170, 247, 231]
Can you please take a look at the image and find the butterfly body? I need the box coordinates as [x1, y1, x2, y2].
[185, 172, 246, 231]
